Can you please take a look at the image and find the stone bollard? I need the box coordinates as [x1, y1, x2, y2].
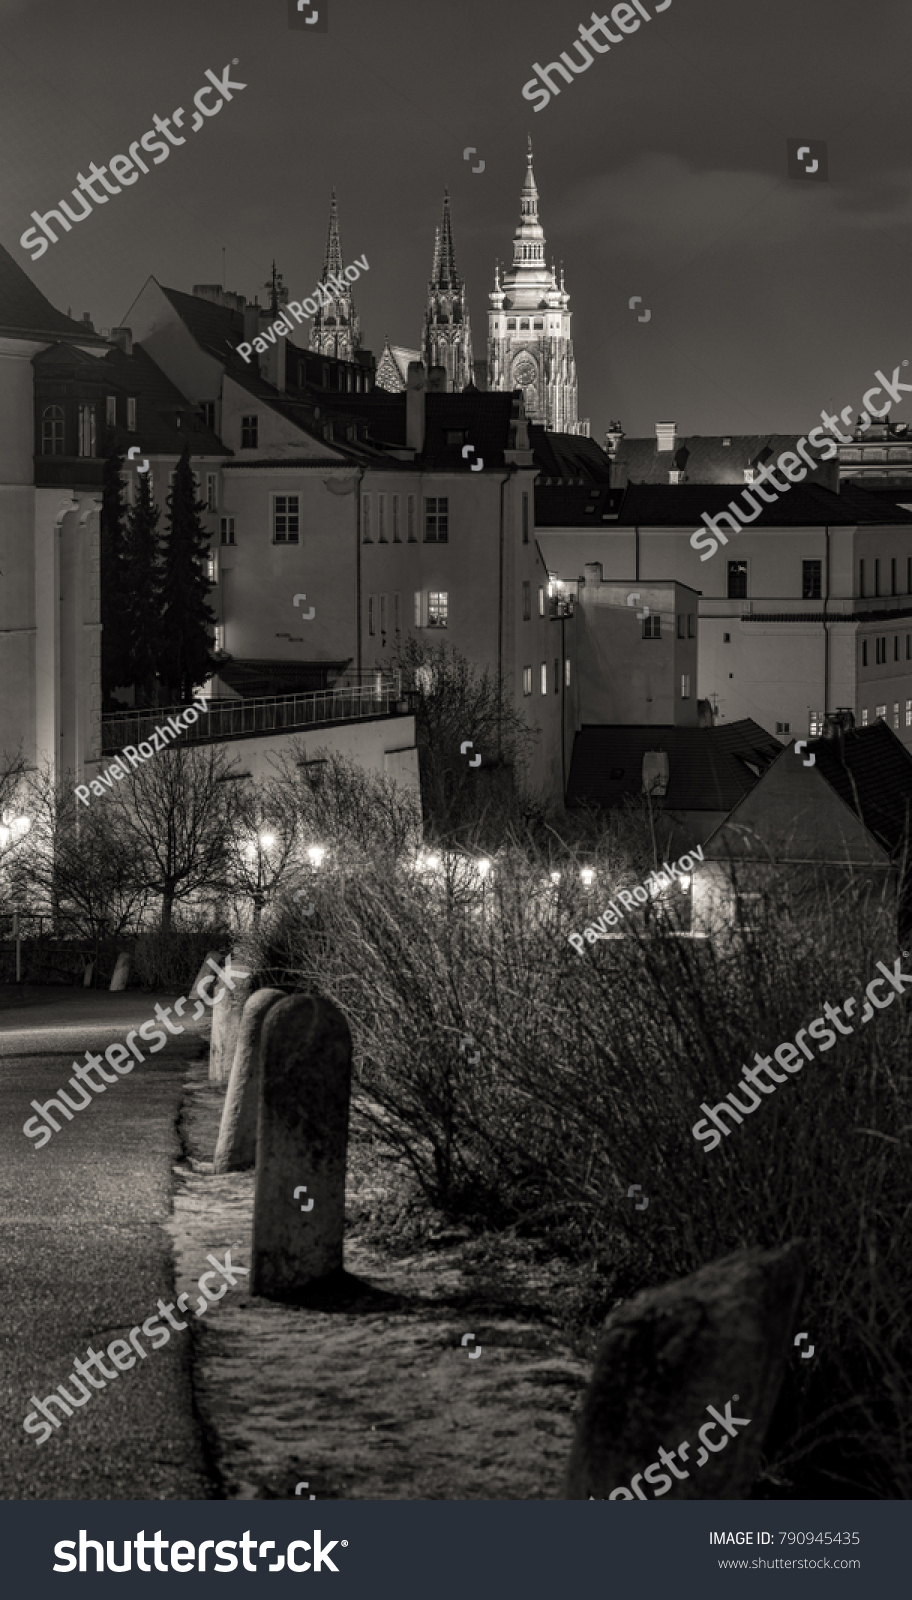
[212, 988, 287, 1174]
[109, 952, 131, 991]
[209, 951, 254, 1086]
[252, 994, 352, 1300]
[82, 962, 94, 988]
[564, 1241, 806, 1500]
[191, 950, 224, 1007]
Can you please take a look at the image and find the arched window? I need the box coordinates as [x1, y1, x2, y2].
[42, 405, 64, 455]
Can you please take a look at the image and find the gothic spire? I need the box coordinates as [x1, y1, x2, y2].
[321, 189, 345, 282]
[434, 190, 459, 290]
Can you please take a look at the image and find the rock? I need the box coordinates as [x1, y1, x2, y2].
[251, 993, 352, 1300]
[209, 950, 255, 1086]
[212, 988, 287, 1173]
[109, 952, 130, 991]
[564, 1241, 806, 1500]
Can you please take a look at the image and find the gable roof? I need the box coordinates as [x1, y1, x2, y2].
[529, 425, 613, 484]
[567, 720, 782, 811]
[0, 242, 107, 345]
[615, 481, 912, 527]
[614, 432, 838, 489]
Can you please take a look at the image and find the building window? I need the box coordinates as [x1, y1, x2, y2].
[723, 632, 731, 643]
[241, 415, 258, 449]
[521, 319, 530, 331]
[41, 405, 64, 454]
[565, 658, 571, 687]
[727, 560, 748, 599]
[876, 637, 886, 665]
[206, 553, 216, 583]
[876, 704, 886, 720]
[862, 708, 869, 726]
[681, 673, 691, 699]
[413, 590, 422, 627]
[677, 614, 685, 639]
[127, 397, 137, 432]
[894, 702, 900, 729]
[892, 557, 897, 595]
[895, 636, 900, 661]
[77, 403, 96, 457]
[540, 662, 547, 695]
[538, 586, 545, 616]
[362, 494, 372, 541]
[273, 495, 300, 543]
[214, 624, 224, 653]
[643, 615, 661, 639]
[523, 666, 532, 696]
[424, 497, 448, 542]
[522, 492, 529, 543]
[368, 596, 376, 636]
[862, 640, 868, 666]
[859, 559, 865, 597]
[907, 635, 911, 661]
[907, 700, 912, 727]
[392, 494, 401, 542]
[105, 395, 116, 427]
[802, 560, 822, 599]
[378, 494, 387, 542]
[407, 494, 416, 541]
[776, 721, 790, 734]
[522, 581, 531, 620]
[198, 401, 213, 432]
[380, 594, 387, 635]
[507, 319, 516, 329]
[553, 657, 559, 693]
[534, 320, 543, 329]
[809, 711, 824, 736]
[908, 556, 911, 594]
[206, 475, 217, 511]
[428, 591, 448, 628]
[875, 558, 880, 596]
[220, 517, 235, 545]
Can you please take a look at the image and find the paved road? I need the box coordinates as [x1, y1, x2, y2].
[0, 988, 217, 1499]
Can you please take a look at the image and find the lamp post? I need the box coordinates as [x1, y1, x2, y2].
[242, 830, 276, 928]
[1, 812, 30, 982]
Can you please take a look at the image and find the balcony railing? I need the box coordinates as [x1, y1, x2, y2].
[100, 685, 412, 757]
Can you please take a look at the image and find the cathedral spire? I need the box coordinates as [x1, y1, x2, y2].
[322, 189, 345, 282]
[310, 190, 362, 362]
[422, 190, 473, 390]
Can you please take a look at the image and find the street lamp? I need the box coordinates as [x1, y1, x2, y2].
[240, 829, 277, 928]
[1, 810, 31, 982]
[580, 868, 595, 888]
[307, 844, 326, 868]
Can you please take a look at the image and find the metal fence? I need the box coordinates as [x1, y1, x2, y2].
[101, 684, 409, 757]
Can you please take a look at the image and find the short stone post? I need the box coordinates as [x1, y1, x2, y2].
[209, 951, 255, 1086]
[82, 962, 94, 988]
[564, 1242, 807, 1500]
[252, 994, 352, 1300]
[109, 952, 131, 991]
[191, 950, 223, 1005]
[212, 988, 286, 1173]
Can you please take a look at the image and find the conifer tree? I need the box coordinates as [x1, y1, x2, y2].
[99, 434, 131, 703]
[121, 471, 163, 704]
[157, 444, 218, 703]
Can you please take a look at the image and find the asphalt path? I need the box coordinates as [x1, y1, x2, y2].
[0, 988, 217, 1499]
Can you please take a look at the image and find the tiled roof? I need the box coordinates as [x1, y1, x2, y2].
[567, 719, 781, 811]
[529, 425, 613, 483]
[807, 721, 912, 857]
[158, 282, 246, 367]
[535, 483, 625, 525]
[615, 433, 839, 489]
[32, 339, 228, 456]
[0, 242, 107, 344]
[419, 391, 517, 469]
[616, 482, 912, 527]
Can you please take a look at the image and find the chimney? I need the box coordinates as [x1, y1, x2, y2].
[583, 561, 603, 587]
[426, 365, 447, 393]
[822, 706, 855, 761]
[655, 420, 676, 453]
[605, 421, 625, 459]
[406, 361, 426, 452]
[110, 327, 132, 356]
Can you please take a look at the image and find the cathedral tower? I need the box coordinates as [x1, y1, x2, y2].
[488, 141, 589, 435]
[310, 190, 362, 362]
[422, 191, 473, 391]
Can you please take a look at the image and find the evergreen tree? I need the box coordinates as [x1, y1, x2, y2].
[121, 471, 163, 704]
[99, 434, 131, 703]
[157, 444, 218, 703]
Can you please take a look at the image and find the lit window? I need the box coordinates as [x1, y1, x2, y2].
[220, 517, 235, 545]
[241, 415, 258, 449]
[127, 398, 137, 432]
[906, 701, 911, 727]
[392, 494, 401, 542]
[41, 405, 64, 454]
[894, 702, 900, 729]
[362, 493, 372, 541]
[206, 474, 217, 511]
[809, 711, 824, 737]
[523, 666, 532, 696]
[862, 708, 869, 726]
[428, 592, 448, 628]
[407, 494, 416, 542]
[378, 494, 387, 542]
[539, 587, 545, 616]
[106, 395, 116, 427]
[565, 658, 571, 687]
[78, 403, 96, 457]
[540, 662, 547, 695]
[876, 704, 886, 720]
[681, 674, 691, 699]
[214, 625, 224, 652]
[273, 495, 300, 543]
[413, 590, 422, 627]
[424, 497, 448, 542]
[206, 553, 216, 583]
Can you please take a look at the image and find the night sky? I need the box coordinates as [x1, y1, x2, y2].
[2, 0, 910, 446]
